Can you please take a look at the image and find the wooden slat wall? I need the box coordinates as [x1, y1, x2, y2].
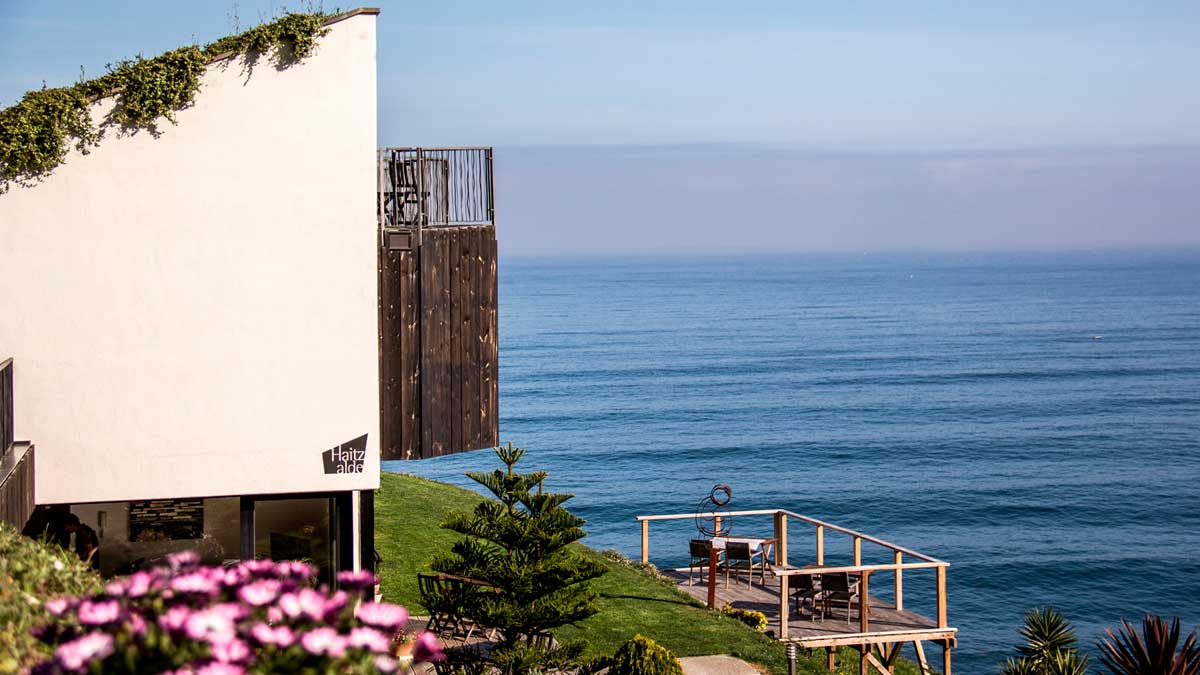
[1, 358, 12, 458]
[379, 249, 420, 459]
[0, 447, 34, 531]
[380, 225, 498, 459]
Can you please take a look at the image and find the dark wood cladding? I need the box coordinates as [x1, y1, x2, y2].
[380, 225, 498, 459]
[1, 358, 12, 458]
[1, 445, 34, 531]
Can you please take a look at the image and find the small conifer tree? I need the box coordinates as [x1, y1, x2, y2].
[429, 443, 607, 671]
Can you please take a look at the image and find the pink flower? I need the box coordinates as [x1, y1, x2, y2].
[171, 571, 220, 596]
[278, 588, 327, 621]
[250, 622, 296, 648]
[267, 606, 283, 623]
[77, 599, 121, 626]
[221, 566, 250, 587]
[128, 611, 148, 637]
[54, 632, 114, 672]
[158, 605, 192, 633]
[300, 627, 346, 657]
[374, 655, 399, 673]
[167, 550, 201, 569]
[355, 601, 409, 630]
[412, 631, 445, 663]
[211, 638, 251, 664]
[238, 559, 276, 576]
[237, 579, 281, 607]
[195, 663, 246, 675]
[336, 569, 377, 593]
[323, 590, 348, 618]
[212, 602, 249, 622]
[274, 560, 315, 581]
[347, 626, 390, 653]
[126, 571, 155, 597]
[184, 607, 236, 644]
[44, 597, 74, 616]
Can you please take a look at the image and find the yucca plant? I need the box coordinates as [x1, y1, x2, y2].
[1002, 607, 1088, 675]
[1098, 614, 1200, 675]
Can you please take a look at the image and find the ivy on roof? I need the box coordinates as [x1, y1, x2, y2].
[0, 12, 331, 191]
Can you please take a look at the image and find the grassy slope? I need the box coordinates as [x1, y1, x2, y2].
[375, 471, 924, 675]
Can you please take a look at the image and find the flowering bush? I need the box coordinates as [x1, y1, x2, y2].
[29, 551, 443, 674]
[0, 522, 102, 673]
[719, 604, 767, 633]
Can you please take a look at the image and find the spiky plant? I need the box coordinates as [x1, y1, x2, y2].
[428, 443, 607, 673]
[1098, 615, 1200, 675]
[1002, 607, 1087, 675]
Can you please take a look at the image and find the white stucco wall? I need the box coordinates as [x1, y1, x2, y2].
[0, 12, 380, 504]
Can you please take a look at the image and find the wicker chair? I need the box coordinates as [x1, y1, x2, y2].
[688, 539, 718, 584]
[721, 541, 766, 587]
[790, 573, 821, 619]
[820, 572, 860, 624]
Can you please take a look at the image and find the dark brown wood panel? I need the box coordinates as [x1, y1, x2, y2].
[449, 231, 463, 457]
[379, 225, 498, 459]
[0, 445, 34, 531]
[379, 249, 420, 460]
[1, 358, 12, 458]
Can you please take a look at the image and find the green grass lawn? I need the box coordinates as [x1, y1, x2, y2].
[374, 471, 926, 675]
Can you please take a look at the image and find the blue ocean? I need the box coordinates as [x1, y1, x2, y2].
[384, 250, 1200, 672]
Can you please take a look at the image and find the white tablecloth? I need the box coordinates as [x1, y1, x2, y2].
[710, 537, 769, 553]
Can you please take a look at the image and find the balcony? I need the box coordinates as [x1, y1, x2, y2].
[378, 147, 494, 232]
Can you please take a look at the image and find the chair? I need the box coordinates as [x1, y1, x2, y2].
[419, 573, 493, 640]
[790, 573, 821, 619]
[688, 539, 718, 584]
[820, 572, 860, 624]
[721, 541, 766, 587]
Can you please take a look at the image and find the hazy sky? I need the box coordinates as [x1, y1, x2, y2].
[2, 2, 1198, 254]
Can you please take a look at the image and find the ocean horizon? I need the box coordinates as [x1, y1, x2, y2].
[385, 249, 1200, 672]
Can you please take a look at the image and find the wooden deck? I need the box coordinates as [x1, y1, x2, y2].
[664, 568, 955, 649]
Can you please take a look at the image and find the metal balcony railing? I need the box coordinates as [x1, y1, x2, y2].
[378, 147, 494, 231]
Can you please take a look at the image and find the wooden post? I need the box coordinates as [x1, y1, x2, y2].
[640, 520, 648, 564]
[714, 515, 722, 536]
[707, 547, 718, 609]
[936, 565, 947, 629]
[778, 513, 788, 566]
[860, 645, 869, 675]
[894, 551, 903, 611]
[779, 572, 789, 639]
[942, 641, 952, 675]
[859, 570, 870, 635]
[826, 646, 836, 672]
[815, 525, 824, 565]
[914, 641, 931, 675]
[853, 536, 862, 566]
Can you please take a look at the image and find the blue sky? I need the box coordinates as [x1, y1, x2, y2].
[2, 2, 1199, 253]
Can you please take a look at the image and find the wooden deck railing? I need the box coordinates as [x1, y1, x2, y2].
[635, 508, 951, 640]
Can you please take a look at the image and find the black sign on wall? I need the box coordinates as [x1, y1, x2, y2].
[322, 434, 368, 474]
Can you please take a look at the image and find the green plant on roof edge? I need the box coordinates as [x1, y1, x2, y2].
[0, 11, 333, 192]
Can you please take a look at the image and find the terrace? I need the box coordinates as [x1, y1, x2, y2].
[637, 507, 956, 675]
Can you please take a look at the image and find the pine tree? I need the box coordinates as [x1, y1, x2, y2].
[429, 443, 607, 671]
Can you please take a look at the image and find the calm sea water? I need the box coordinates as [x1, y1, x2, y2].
[385, 251, 1200, 672]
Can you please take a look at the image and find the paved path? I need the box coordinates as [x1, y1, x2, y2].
[679, 654, 762, 675]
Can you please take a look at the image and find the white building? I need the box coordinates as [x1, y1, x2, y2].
[0, 8, 498, 583]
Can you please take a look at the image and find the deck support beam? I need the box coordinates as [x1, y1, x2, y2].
[826, 646, 836, 672]
[942, 641, 952, 675]
[779, 572, 789, 639]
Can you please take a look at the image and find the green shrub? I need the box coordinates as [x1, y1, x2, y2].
[720, 603, 768, 632]
[0, 521, 103, 672]
[607, 635, 684, 675]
